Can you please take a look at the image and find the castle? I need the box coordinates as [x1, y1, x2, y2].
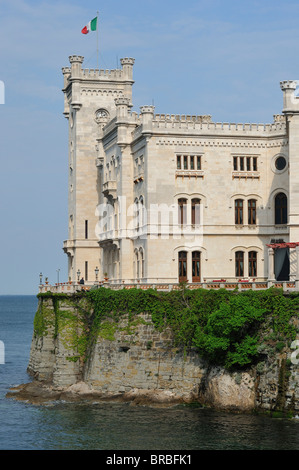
[60, 55, 299, 289]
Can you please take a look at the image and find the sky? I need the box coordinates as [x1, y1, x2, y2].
[1, 0, 299, 294]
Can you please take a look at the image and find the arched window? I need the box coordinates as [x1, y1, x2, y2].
[275, 193, 287, 225]
[248, 251, 257, 277]
[178, 198, 187, 226]
[139, 196, 144, 228]
[139, 248, 144, 279]
[235, 199, 243, 225]
[191, 199, 201, 225]
[192, 251, 201, 282]
[248, 199, 257, 225]
[134, 249, 139, 279]
[178, 251, 187, 282]
[235, 251, 244, 277]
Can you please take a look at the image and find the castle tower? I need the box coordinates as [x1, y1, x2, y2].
[280, 80, 299, 243]
[62, 55, 135, 283]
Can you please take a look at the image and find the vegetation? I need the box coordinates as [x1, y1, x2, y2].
[36, 287, 299, 370]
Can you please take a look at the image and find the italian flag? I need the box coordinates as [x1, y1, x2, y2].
[81, 17, 97, 34]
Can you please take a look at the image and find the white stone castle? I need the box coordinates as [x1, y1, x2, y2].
[59, 55, 299, 290]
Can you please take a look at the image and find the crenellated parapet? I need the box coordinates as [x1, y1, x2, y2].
[63, 56, 135, 83]
[129, 112, 287, 139]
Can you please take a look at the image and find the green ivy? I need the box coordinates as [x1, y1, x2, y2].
[36, 287, 299, 371]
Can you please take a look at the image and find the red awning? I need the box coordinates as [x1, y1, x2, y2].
[266, 242, 299, 249]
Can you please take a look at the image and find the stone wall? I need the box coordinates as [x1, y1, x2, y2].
[25, 295, 299, 413]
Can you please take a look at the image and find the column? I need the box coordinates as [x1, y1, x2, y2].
[268, 247, 275, 286]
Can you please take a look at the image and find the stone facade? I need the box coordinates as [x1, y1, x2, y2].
[62, 56, 299, 287]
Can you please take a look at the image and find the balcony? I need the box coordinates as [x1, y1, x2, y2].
[103, 180, 117, 198]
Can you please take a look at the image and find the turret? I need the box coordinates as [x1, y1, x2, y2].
[140, 105, 155, 134]
[280, 80, 299, 114]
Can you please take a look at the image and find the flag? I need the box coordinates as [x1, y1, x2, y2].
[81, 16, 97, 34]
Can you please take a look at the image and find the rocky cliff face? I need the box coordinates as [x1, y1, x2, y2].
[10, 294, 299, 414]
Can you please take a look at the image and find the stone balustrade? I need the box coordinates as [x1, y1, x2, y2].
[38, 279, 298, 294]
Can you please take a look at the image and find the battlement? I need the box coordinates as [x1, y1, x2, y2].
[149, 113, 287, 137]
[81, 68, 123, 79]
[62, 56, 135, 85]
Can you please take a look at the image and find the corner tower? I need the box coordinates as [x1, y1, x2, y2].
[62, 55, 135, 282]
[280, 80, 299, 243]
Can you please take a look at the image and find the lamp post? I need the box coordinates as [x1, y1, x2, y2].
[95, 266, 99, 284]
[39, 272, 43, 285]
[77, 269, 81, 282]
[56, 269, 60, 284]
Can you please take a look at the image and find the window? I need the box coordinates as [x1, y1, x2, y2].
[235, 199, 243, 225]
[252, 157, 257, 171]
[248, 251, 257, 277]
[178, 198, 187, 225]
[176, 155, 202, 170]
[248, 199, 257, 225]
[197, 156, 201, 170]
[275, 193, 287, 225]
[191, 198, 201, 225]
[183, 156, 188, 169]
[275, 156, 286, 171]
[235, 251, 244, 277]
[178, 251, 187, 282]
[239, 157, 244, 171]
[85, 220, 88, 239]
[233, 156, 258, 171]
[246, 157, 251, 171]
[190, 155, 194, 170]
[134, 198, 139, 232]
[192, 251, 201, 282]
[85, 261, 88, 281]
[140, 248, 144, 278]
[233, 156, 238, 171]
[134, 250, 139, 278]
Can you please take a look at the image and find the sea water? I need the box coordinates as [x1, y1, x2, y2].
[0, 295, 299, 451]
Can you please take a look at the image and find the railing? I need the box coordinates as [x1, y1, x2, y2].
[38, 280, 298, 294]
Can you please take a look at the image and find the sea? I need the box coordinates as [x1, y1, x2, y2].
[0, 295, 299, 456]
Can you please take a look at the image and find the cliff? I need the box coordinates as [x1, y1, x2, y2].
[8, 288, 299, 414]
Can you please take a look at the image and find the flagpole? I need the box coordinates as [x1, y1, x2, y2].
[96, 11, 99, 69]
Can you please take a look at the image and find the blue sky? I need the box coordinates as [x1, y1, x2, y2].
[1, 0, 299, 294]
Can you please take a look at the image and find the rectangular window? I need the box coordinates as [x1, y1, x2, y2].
[239, 157, 244, 171]
[252, 157, 257, 171]
[233, 156, 258, 171]
[190, 155, 194, 170]
[85, 261, 88, 281]
[197, 156, 201, 170]
[85, 220, 88, 239]
[246, 157, 251, 171]
[233, 157, 238, 171]
[177, 155, 201, 170]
